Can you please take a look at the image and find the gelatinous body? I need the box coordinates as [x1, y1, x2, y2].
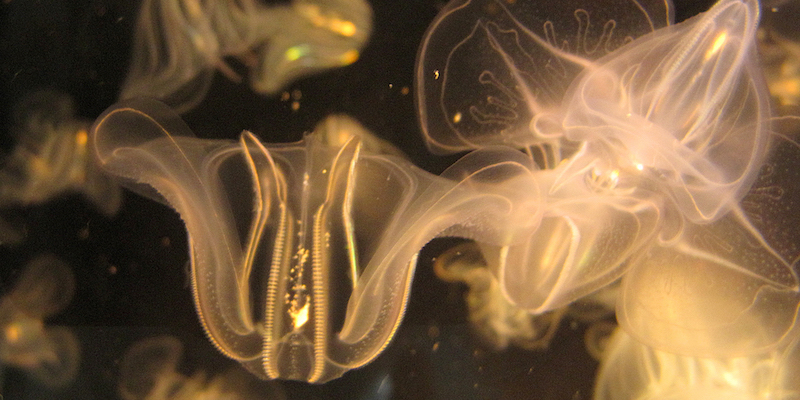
[594, 327, 800, 400]
[0, 91, 121, 215]
[91, 98, 539, 382]
[618, 125, 800, 357]
[0, 256, 80, 388]
[121, 0, 372, 113]
[417, 0, 800, 358]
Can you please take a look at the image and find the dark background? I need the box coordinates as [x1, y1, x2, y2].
[0, 0, 777, 399]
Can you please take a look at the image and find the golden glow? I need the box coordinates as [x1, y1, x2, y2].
[705, 32, 727, 60]
[453, 112, 462, 123]
[75, 129, 88, 147]
[339, 49, 360, 65]
[297, 4, 357, 37]
[5, 324, 20, 342]
[292, 301, 310, 329]
[333, 20, 357, 37]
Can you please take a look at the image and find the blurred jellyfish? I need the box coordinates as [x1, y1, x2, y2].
[758, 25, 800, 107]
[594, 327, 800, 400]
[118, 335, 284, 400]
[121, 0, 373, 113]
[0, 255, 80, 388]
[0, 90, 122, 215]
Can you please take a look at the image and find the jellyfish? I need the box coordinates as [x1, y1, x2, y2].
[594, 327, 800, 400]
[91, 98, 541, 383]
[0, 90, 122, 216]
[0, 255, 80, 388]
[120, 0, 372, 113]
[617, 120, 800, 357]
[415, 0, 675, 313]
[416, 0, 800, 358]
[118, 335, 280, 400]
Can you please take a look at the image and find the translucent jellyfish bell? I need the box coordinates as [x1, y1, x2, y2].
[121, 0, 372, 113]
[0, 256, 80, 388]
[561, 0, 772, 224]
[415, 0, 673, 153]
[91, 98, 540, 383]
[618, 126, 800, 357]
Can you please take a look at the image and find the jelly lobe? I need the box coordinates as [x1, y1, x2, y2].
[91, 98, 540, 383]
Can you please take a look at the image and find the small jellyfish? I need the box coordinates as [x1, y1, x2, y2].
[0, 255, 80, 388]
[121, 0, 373, 113]
[118, 335, 281, 400]
[0, 90, 122, 215]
